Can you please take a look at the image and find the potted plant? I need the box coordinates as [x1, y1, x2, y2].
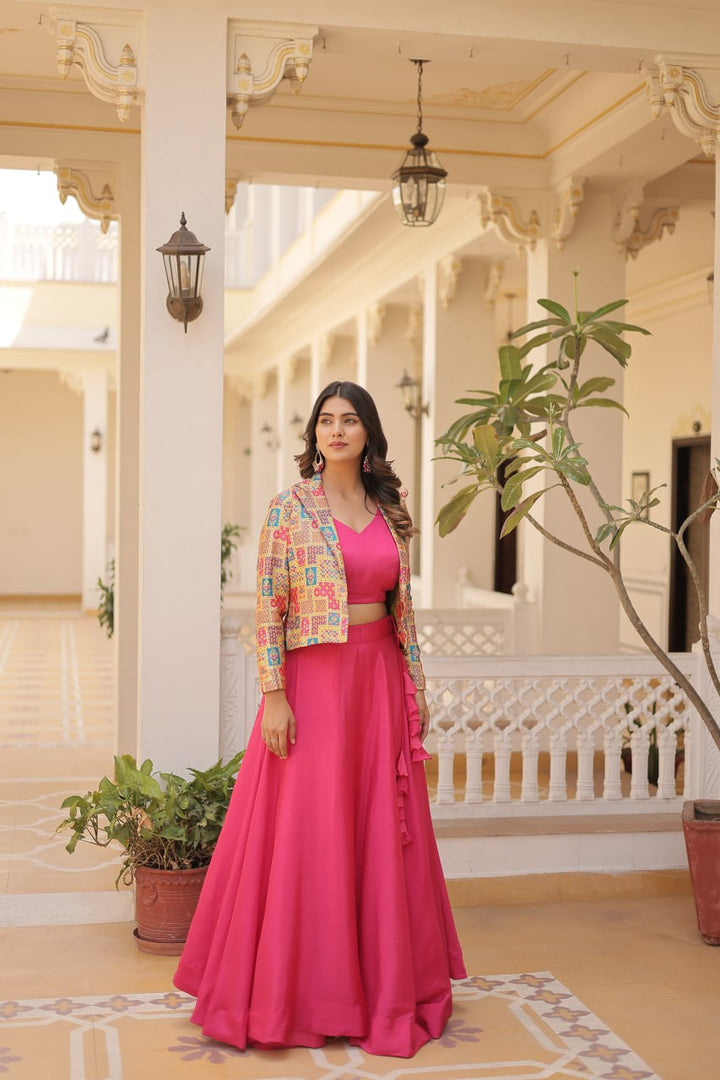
[436, 272, 720, 944]
[57, 751, 244, 954]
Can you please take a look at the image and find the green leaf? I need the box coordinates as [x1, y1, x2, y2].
[537, 298, 572, 323]
[603, 320, 651, 336]
[500, 488, 552, 538]
[587, 325, 632, 364]
[436, 485, 478, 537]
[498, 345, 524, 381]
[576, 376, 616, 398]
[516, 332, 555, 358]
[595, 521, 618, 545]
[576, 397, 629, 416]
[501, 465, 545, 511]
[583, 298, 628, 322]
[511, 317, 565, 337]
[472, 424, 500, 466]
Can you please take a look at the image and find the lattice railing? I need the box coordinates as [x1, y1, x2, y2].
[422, 654, 695, 812]
[414, 609, 508, 656]
[219, 615, 708, 815]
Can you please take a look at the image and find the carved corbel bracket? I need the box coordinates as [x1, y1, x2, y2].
[59, 369, 84, 395]
[614, 187, 679, 259]
[227, 20, 318, 129]
[438, 255, 462, 309]
[404, 305, 422, 346]
[478, 190, 542, 252]
[227, 375, 252, 402]
[614, 184, 645, 249]
[367, 302, 386, 346]
[45, 11, 140, 121]
[483, 260, 505, 309]
[255, 369, 275, 399]
[552, 177, 585, 250]
[646, 56, 720, 157]
[225, 176, 240, 215]
[624, 206, 679, 260]
[317, 331, 335, 369]
[54, 164, 117, 234]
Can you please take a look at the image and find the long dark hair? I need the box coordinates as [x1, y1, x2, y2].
[295, 380, 417, 540]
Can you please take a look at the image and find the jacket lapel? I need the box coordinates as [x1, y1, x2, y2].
[293, 475, 344, 575]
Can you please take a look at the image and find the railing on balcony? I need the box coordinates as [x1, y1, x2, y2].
[0, 220, 119, 282]
[219, 612, 715, 817]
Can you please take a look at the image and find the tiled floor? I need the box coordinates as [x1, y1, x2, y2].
[1, 614, 718, 1079]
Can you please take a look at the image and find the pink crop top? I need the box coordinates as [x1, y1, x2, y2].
[334, 511, 400, 603]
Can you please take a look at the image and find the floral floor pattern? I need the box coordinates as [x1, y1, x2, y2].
[0, 973, 661, 1080]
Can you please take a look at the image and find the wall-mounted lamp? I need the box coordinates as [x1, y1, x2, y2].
[395, 369, 429, 420]
[707, 271, 714, 306]
[90, 428, 103, 453]
[156, 213, 210, 333]
[391, 60, 447, 227]
[289, 411, 305, 436]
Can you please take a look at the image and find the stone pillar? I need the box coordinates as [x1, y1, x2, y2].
[115, 152, 141, 756]
[433, 257, 500, 606]
[419, 265, 438, 609]
[711, 164, 720, 616]
[137, 4, 226, 772]
[81, 368, 109, 611]
[360, 304, 414, 498]
[356, 309, 368, 388]
[523, 190, 627, 654]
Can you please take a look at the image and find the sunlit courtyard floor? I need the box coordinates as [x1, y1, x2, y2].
[0, 615, 718, 1079]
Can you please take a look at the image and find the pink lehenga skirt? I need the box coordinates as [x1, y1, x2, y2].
[174, 615, 466, 1058]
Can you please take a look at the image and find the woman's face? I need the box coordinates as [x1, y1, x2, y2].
[314, 395, 368, 467]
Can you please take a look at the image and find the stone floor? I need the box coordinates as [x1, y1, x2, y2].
[1, 614, 718, 1079]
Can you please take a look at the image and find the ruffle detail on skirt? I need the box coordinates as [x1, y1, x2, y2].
[396, 662, 432, 845]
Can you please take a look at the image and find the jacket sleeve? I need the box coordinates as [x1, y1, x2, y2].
[401, 570, 426, 690]
[255, 493, 291, 693]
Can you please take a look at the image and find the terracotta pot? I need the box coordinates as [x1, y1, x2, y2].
[134, 865, 208, 954]
[682, 800, 720, 946]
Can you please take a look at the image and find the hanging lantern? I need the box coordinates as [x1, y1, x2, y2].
[391, 59, 447, 227]
[156, 213, 210, 332]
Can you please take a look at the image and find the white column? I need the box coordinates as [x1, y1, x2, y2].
[115, 151, 141, 756]
[138, 3, 226, 773]
[710, 165, 720, 617]
[523, 190, 627, 654]
[81, 368, 109, 611]
[310, 337, 322, 401]
[356, 309, 368, 388]
[420, 265, 438, 608]
[276, 361, 286, 492]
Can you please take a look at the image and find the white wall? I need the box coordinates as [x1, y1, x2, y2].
[0, 370, 82, 595]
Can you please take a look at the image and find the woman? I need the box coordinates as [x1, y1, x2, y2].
[174, 380, 466, 1058]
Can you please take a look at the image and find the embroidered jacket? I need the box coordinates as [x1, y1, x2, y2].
[256, 474, 425, 693]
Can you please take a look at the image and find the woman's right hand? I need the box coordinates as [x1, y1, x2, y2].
[261, 689, 296, 759]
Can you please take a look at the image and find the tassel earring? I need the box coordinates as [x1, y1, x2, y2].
[313, 447, 325, 473]
[362, 445, 372, 474]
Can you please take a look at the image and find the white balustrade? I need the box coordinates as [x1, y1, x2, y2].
[2, 221, 119, 282]
[219, 611, 709, 819]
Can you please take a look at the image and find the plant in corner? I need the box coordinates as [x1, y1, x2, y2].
[436, 272, 720, 944]
[57, 751, 244, 954]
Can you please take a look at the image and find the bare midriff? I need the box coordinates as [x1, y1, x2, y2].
[347, 602, 387, 625]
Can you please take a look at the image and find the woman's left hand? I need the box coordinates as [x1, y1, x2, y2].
[416, 690, 430, 740]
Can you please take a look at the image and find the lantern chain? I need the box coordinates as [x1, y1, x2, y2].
[415, 59, 424, 134]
